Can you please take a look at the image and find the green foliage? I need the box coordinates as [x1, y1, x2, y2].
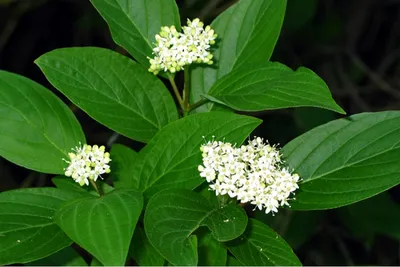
[109, 144, 138, 189]
[35, 47, 178, 143]
[130, 227, 165, 266]
[190, 0, 287, 112]
[207, 63, 345, 114]
[197, 230, 227, 266]
[90, 0, 181, 68]
[52, 176, 114, 196]
[144, 189, 247, 266]
[0, 188, 87, 265]
[227, 219, 301, 266]
[0, 71, 85, 174]
[130, 112, 261, 197]
[1, 0, 400, 266]
[283, 111, 400, 210]
[28, 247, 87, 266]
[55, 189, 143, 266]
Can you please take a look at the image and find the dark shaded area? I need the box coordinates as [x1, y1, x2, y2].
[1, 0, 400, 265]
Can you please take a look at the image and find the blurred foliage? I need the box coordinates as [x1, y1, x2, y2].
[1, 0, 400, 265]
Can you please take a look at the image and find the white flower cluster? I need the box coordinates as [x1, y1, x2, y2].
[148, 18, 217, 75]
[63, 144, 111, 186]
[198, 137, 300, 214]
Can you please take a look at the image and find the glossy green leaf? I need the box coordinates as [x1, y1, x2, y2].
[190, 0, 287, 112]
[130, 226, 165, 266]
[28, 246, 87, 266]
[207, 63, 345, 114]
[144, 189, 248, 266]
[55, 189, 143, 266]
[283, 111, 400, 210]
[197, 229, 227, 266]
[0, 71, 85, 174]
[0, 188, 87, 265]
[35, 47, 178, 143]
[227, 219, 301, 266]
[110, 144, 138, 189]
[131, 112, 262, 197]
[338, 192, 400, 241]
[90, 0, 180, 67]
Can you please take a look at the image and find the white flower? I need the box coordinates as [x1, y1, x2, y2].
[63, 143, 111, 186]
[198, 137, 300, 215]
[148, 18, 218, 75]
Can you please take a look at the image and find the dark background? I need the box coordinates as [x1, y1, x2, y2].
[1, 0, 400, 265]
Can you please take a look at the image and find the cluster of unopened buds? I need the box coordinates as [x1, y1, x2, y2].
[148, 18, 217, 75]
[198, 137, 300, 214]
[63, 144, 111, 186]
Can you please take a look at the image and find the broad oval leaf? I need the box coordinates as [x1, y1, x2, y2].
[190, 0, 287, 112]
[35, 47, 178, 143]
[144, 189, 248, 266]
[131, 112, 262, 198]
[90, 0, 181, 67]
[227, 219, 301, 266]
[207, 62, 345, 114]
[0, 71, 85, 174]
[55, 189, 143, 266]
[282, 111, 400, 210]
[0, 188, 87, 265]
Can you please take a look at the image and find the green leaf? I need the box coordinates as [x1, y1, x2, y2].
[130, 226, 165, 266]
[227, 219, 301, 266]
[197, 229, 227, 266]
[338, 192, 400, 241]
[28, 246, 87, 266]
[207, 63, 345, 114]
[55, 189, 143, 266]
[190, 0, 287, 112]
[35, 47, 178, 143]
[0, 188, 87, 265]
[109, 144, 138, 189]
[144, 189, 248, 266]
[0, 71, 85, 174]
[90, 0, 181, 68]
[131, 112, 262, 197]
[282, 111, 400, 210]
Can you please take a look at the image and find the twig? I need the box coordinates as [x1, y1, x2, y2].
[183, 67, 190, 116]
[168, 74, 184, 110]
